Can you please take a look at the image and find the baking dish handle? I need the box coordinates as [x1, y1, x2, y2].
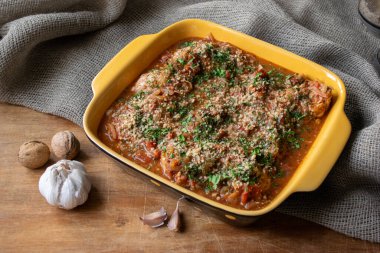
[91, 34, 157, 97]
[295, 111, 351, 191]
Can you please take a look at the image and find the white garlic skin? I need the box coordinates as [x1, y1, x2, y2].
[39, 160, 91, 210]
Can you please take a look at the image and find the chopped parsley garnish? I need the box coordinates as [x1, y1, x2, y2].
[290, 111, 307, 121]
[143, 127, 170, 142]
[208, 174, 221, 190]
[212, 50, 230, 63]
[193, 114, 221, 141]
[257, 153, 273, 166]
[285, 74, 293, 80]
[178, 105, 190, 118]
[177, 58, 186, 65]
[181, 41, 195, 48]
[212, 68, 226, 78]
[177, 134, 186, 144]
[234, 164, 252, 182]
[133, 91, 147, 100]
[181, 114, 193, 126]
[167, 63, 175, 73]
[253, 72, 263, 86]
[251, 146, 261, 156]
[184, 164, 201, 180]
[239, 137, 251, 156]
[282, 130, 303, 149]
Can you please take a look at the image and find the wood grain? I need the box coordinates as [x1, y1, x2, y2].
[0, 102, 378, 253]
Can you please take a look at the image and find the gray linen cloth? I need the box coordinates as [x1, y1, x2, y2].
[0, 0, 379, 242]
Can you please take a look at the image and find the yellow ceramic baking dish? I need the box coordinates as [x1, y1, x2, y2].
[83, 19, 351, 224]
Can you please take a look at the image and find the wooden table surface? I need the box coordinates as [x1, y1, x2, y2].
[0, 102, 379, 253]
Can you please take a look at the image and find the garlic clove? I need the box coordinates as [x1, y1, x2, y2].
[167, 196, 184, 232]
[139, 207, 167, 227]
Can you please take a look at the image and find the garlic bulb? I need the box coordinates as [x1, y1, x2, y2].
[39, 160, 91, 210]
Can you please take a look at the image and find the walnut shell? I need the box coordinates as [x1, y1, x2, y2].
[18, 141, 50, 169]
[51, 131, 80, 160]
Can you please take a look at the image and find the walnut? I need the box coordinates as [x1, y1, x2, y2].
[51, 131, 80, 160]
[18, 141, 50, 169]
